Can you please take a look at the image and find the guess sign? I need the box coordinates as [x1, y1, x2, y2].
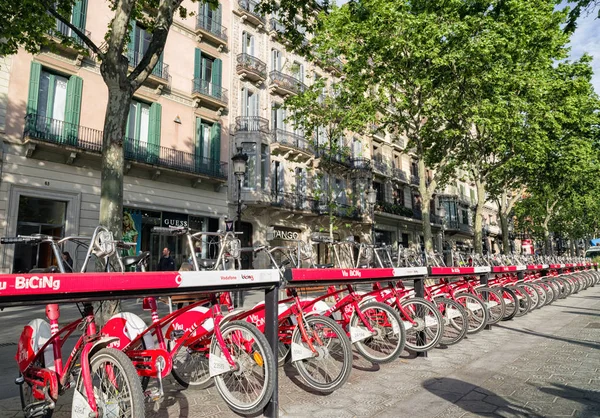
[162, 211, 189, 228]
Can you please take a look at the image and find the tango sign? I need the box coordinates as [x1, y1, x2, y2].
[271, 226, 300, 241]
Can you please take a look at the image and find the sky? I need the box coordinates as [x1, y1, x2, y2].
[334, 0, 600, 93]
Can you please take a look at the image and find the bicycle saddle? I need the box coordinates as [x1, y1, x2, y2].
[197, 258, 217, 268]
[122, 251, 150, 268]
[314, 263, 334, 269]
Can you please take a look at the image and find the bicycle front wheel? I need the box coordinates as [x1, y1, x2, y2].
[73, 348, 145, 418]
[351, 301, 405, 363]
[433, 297, 468, 346]
[212, 320, 275, 415]
[476, 287, 506, 325]
[454, 293, 488, 334]
[292, 315, 352, 393]
[170, 338, 212, 390]
[399, 297, 444, 352]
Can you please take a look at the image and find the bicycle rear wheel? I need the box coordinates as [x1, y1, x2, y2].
[399, 297, 444, 352]
[475, 287, 505, 325]
[351, 301, 405, 363]
[73, 348, 145, 418]
[170, 338, 212, 389]
[292, 315, 352, 393]
[433, 297, 468, 346]
[454, 293, 489, 334]
[500, 286, 518, 321]
[212, 320, 275, 415]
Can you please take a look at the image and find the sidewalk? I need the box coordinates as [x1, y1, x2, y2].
[0, 286, 599, 417]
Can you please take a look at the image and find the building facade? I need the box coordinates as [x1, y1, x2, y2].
[0, 1, 505, 273]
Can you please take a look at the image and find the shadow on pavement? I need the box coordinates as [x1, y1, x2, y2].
[552, 304, 600, 312]
[281, 363, 331, 396]
[537, 383, 600, 416]
[561, 310, 600, 317]
[494, 324, 600, 350]
[423, 377, 543, 417]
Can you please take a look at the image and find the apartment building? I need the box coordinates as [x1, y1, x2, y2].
[0, 0, 232, 273]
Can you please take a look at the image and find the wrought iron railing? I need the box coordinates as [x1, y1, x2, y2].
[126, 50, 169, 80]
[24, 113, 227, 179]
[269, 70, 306, 95]
[372, 158, 390, 176]
[393, 167, 408, 183]
[273, 129, 312, 152]
[235, 116, 270, 133]
[350, 157, 371, 171]
[315, 147, 352, 167]
[195, 15, 228, 42]
[314, 200, 362, 220]
[375, 201, 414, 218]
[410, 174, 420, 186]
[238, 0, 265, 23]
[192, 78, 228, 103]
[271, 192, 317, 211]
[236, 53, 267, 79]
[49, 20, 91, 47]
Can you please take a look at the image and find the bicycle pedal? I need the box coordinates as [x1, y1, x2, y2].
[15, 376, 24, 385]
[144, 387, 163, 402]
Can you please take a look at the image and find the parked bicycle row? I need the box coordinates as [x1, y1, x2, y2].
[0, 226, 596, 418]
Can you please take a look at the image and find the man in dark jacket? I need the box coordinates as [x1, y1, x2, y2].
[158, 247, 175, 271]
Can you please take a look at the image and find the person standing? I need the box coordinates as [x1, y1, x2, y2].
[158, 247, 175, 271]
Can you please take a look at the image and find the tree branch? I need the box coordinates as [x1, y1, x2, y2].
[129, 0, 184, 89]
[42, 0, 102, 56]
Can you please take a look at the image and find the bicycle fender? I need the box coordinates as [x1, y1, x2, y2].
[101, 312, 153, 350]
[86, 336, 120, 362]
[220, 308, 247, 324]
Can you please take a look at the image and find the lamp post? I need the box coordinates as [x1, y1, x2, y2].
[367, 187, 377, 244]
[231, 147, 248, 233]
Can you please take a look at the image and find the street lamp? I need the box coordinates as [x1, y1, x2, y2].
[231, 147, 248, 233]
[367, 187, 377, 244]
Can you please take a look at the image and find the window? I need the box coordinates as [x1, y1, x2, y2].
[461, 209, 469, 225]
[261, 144, 268, 189]
[195, 118, 221, 174]
[296, 168, 307, 196]
[242, 142, 257, 189]
[470, 188, 476, 204]
[53, 0, 87, 43]
[393, 154, 401, 169]
[271, 49, 281, 71]
[291, 61, 304, 83]
[271, 104, 286, 131]
[242, 32, 255, 56]
[128, 22, 165, 78]
[194, 49, 222, 99]
[459, 184, 466, 198]
[271, 160, 284, 196]
[315, 126, 327, 149]
[373, 182, 384, 203]
[411, 160, 418, 177]
[26, 62, 83, 145]
[394, 187, 404, 206]
[353, 138, 362, 158]
[334, 178, 347, 205]
[241, 88, 259, 117]
[126, 99, 162, 161]
[198, 1, 223, 34]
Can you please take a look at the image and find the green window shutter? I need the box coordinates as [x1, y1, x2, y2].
[71, 0, 87, 31]
[64, 75, 83, 145]
[215, 3, 222, 27]
[194, 48, 202, 85]
[212, 58, 222, 99]
[26, 62, 42, 117]
[127, 20, 137, 62]
[211, 122, 221, 167]
[148, 102, 162, 161]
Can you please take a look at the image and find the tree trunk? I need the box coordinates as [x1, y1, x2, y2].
[417, 158, 433, 253]
[473, 178, 485, 255]
[499, 210, 510, 255]
[542, 220, 551, 256]
[97, 86, 133, 325]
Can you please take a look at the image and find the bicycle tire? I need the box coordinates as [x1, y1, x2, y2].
[292, 315, 352, 393]
[500, 286, 518, 321]
[475, 287, 506, 325]
[73, 348, 145, 418]
[170, 337, 212, 389]
[454, 292, 489, 334]
[399, 297, 444, 352]
[433, 297, 468, 346]
[212, 320, 275, 415]
[350, 301, 405, 364]
[520, 284, 540, 311]
[507, 286, 531, 317]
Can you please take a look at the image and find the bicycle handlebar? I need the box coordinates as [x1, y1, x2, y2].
[0, 236, 44, 245]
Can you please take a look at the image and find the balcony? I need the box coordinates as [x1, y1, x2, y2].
[235, 0, 266, 28]
[410, 174, 420, 186]
[48, 20, 91, 55]
[271, 192, 317, 212]
[269, 71, 306, 96]
[195, 15, 228, 48]
[315, 147, 352, 169]
[272, 129, 313, 160]
[314, 200, 362, 220]
[23, 113, 227, 183]
[269, 18, 285, 36]
[236, 53, 267, 83]
[372, 157, 390, 177]
[444, 220, 474, 235]
[392, 167, 408, 183]
[375, 201, 414, 218]
[350, 157, 371, 171]
[126, 50, 169, 86]
[191, 78, 228, 111]
[234, 116, 270, 134]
